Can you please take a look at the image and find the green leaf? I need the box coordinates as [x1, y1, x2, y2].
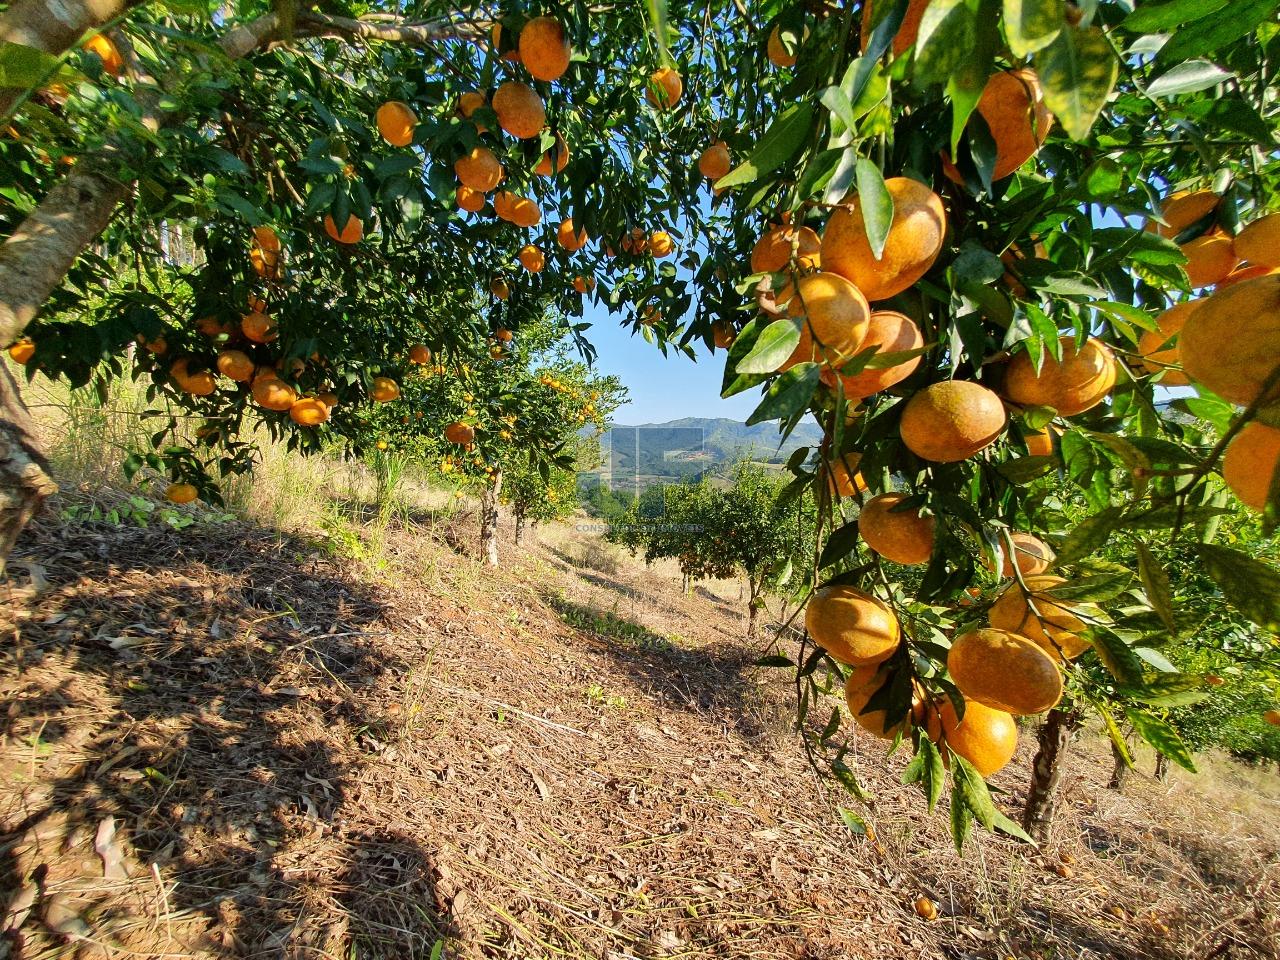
[1120, 504, 1234, 530]
[1117, 673, 1209, 707]
[837, 806, 868, 835]
[921, 737, 945, 813]
[716, 101, 815, 189]
[819, 85, 857, 132]
[949, 787, 973, 852]
[1156, 0, 1276, 63]
[1135, 542, 1177, 636]
[1120, 0, 1226, 32]
[951, 755, 995, 829]
[991, 809, 1035, 843]
[754, 654, 794, 668]
[1194, 543, 1280, 633]
[1095, 700, 1132, 768]
[745, 362, 821, 426]
[818, 520, 862, 569]
[854, 160, 894, 260]
[1034, 26, 1119, 141]
[1003, 0, 1064, 58]
[1056, 506, 1123, 563]
[1146, 60, 1234, 98]
[914, 0, 977, 87]
[0, 40, 74, 87]
[736, 317, 801, 375]
[1126, 709, 1196, 773]
[1043, 571, 1131, 602]
[1093, 628, 1146, 685]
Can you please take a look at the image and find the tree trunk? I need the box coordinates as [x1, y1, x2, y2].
[479, 469, 502, 567]
[1108, 736, 1131, 792]
[513, 505, 525, 545]
[0, 0, 143, 118]
[0, 362, 58, 578]
[745, 576, 761, 639]
[1154, 752, 1170, 782]
[1022, 708, 1080, 844]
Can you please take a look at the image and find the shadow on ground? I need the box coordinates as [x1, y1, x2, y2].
[1, 511, 450, 957]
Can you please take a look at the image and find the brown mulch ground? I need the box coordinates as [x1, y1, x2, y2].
[2, 494, 1278, 959]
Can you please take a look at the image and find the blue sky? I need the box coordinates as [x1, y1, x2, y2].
[579, 299, 759, 424]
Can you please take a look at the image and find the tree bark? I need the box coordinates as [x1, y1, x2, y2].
[1108, 736, 1131, 792]
[1022, 708, 1080, 844]
[513, 505, 525, 545]
[479, 469, 502, 567]
[745, 576, 761, 639]
[0, 362, 57, 578]
[0, 0, 143, 118]
[1154, 752, 1170, 782]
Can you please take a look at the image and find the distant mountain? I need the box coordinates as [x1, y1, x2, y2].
[583, 417, 823, 486]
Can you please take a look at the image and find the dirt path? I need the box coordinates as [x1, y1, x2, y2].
[2, 501, 1278, 959]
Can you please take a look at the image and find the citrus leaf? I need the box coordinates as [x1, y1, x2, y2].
[1119, 0, 1225, 32]
[1093, 627, 1146, 685]
[818, 520, 862, 569]
[1034, 26, 1119, 141]
[745, 361, 820, 426]
[1003, 0, 1064, 58]
[736, 317, 801, 374]
[1055, 506, 1123, 563]
[1094, 699, 1132, 768]
[1146, 59, 1234, 97]
[1125, 709, 1196, 772]
[854, 160, 894, 260]
[837, 806, 868, 835]
[1156, 0, 1276, 62]
[716, 101, 815, 189]
[914, 0, 978, 88]
[1194, 543, 1280, 633]
[1135, 542, 1177, 636]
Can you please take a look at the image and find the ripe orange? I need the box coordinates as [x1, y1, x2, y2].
[557, 218, 588, 251]
[1147, 190, 1219, 239]
[371, 377, 400, 402]
[924, 698, 1018, 777]
[535, 133, 570, 175]
[519, 244, 545, 273]
[1181, 234, 1237, 288]
[1221, 421, 1280, 512]
[85, 34, 124, 75]
[318, 391, 339, 408]
[490, 23, 522, 62]
[859, 492, 935, 565]
[573, 274, 596, 294]
[458, 90, 488, 130]
[698, 141, 731, 180]
[1002, 337, 1117, 416]
[641, 305, 662, 326]
[1139, 301, 1198, 386]
[822, 177, 945, 301]
[824, 454, 868, 498]
[241, 311, 278, 344]
[1024, 426, 1055, 457]
[8, 339, 35, 363]
[376, 100, 417, 147]
[170, 358, 216, 396]
[649, 231, 675, 258]
[165, 482, 198, 505]
[805, 585, 901, 666]
[324, 214, 363, 244]
[751, 223, 821, 274]
[409, 344, 431, 365]
[1179, 275, 1280, 405]
[494, 328, 513, 342]
[140, 335, 166, 355]
[495, 191, 540, 227]
[712, 319, 736, 349]
[899, 380, 1007, 462]
[1218, 262, 1280, 290]
[196, 316, 229, 338]
[835, 310, 924, 399]
[1233, 213, 1280, 268]
[948, 628, 1063, 716]
[519, 16, 572, 81]
[990, 532, 1055, 578]
[789, 272, 872, 368]
[987, 575, 1091, 660]
[455, 146, 503, 192]
[289, 397, 330, 426]
[1265, 709, 1280, 726]
[860, 0, 931, 57]
[445, 421, 475, 444]
[645, 68, 683, 110]
[491, 278, 511, 299]
[456, 185, 485, 213]
[252, 375, 296, 411]
[216, 349, 255, 382]
[914, 896, 938, 921]
[977, 70, 1052, 181]
[767, 25, 799, 67]
[845, 668, 909, 739]
[492, 81, 545, 139]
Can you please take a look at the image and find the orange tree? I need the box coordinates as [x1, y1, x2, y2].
[696, 1, 1280, 845]
[363, 315, 623, 565]
[2, 0, 1280, 848]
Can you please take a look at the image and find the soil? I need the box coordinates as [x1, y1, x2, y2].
[2, 493, 1278, 959]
